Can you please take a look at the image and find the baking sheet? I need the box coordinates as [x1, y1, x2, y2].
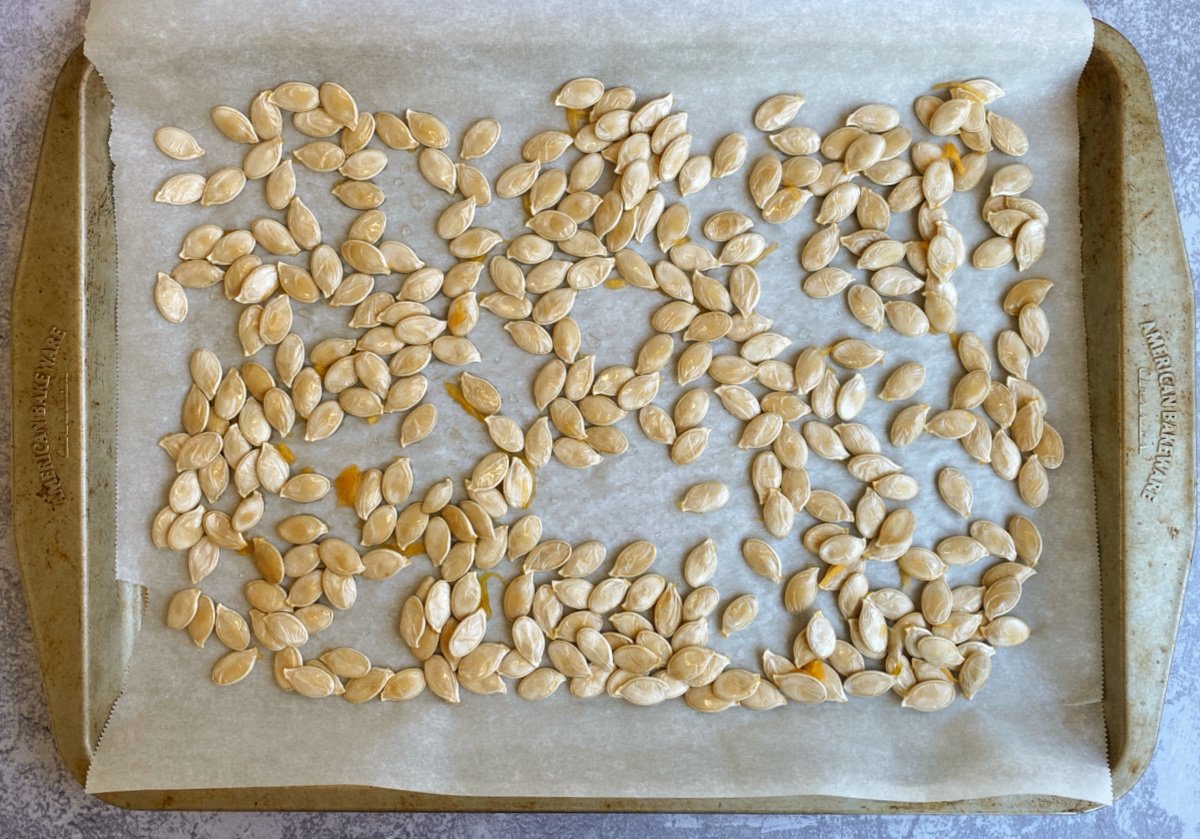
[83, 0, 1110, 804]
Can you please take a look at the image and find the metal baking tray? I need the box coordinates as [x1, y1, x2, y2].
[9, 20, 1194, 813]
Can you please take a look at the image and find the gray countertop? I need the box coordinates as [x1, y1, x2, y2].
[1, 1, 1196, 835]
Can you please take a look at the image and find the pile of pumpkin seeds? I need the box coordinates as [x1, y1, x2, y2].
[152, 75, 1055, 712]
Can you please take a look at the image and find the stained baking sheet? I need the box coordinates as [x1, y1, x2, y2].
[83, 0, 1109, 805]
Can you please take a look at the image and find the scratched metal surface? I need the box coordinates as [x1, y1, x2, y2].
[0, 0, 1196, 835]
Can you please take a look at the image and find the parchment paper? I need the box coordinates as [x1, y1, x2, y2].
[83, 0, 1110, 804]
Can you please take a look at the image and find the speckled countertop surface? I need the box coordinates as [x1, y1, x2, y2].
[1, 1, 1196, 835]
